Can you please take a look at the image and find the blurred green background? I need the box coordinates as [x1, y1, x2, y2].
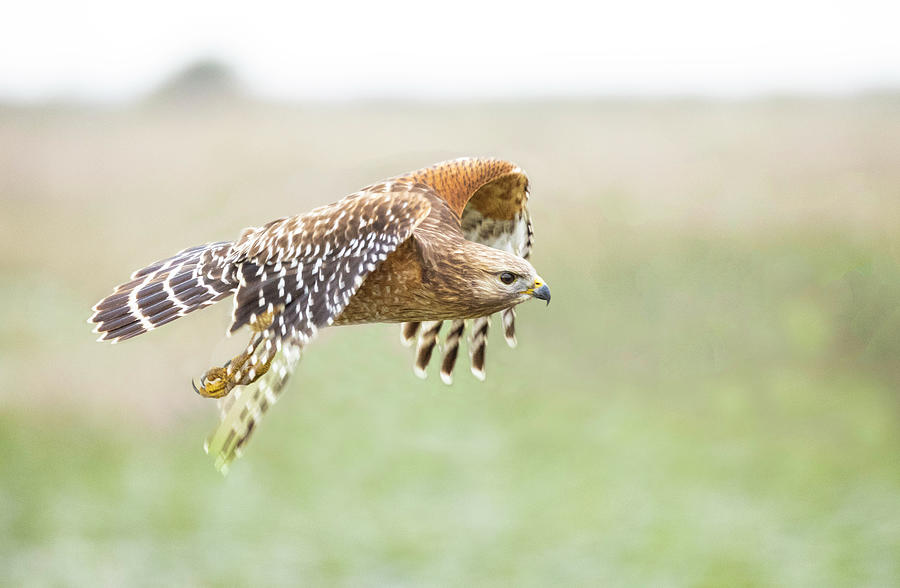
[1, 92, 899, 586]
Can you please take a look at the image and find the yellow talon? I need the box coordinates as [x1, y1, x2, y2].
[194, 367, 231, 398]
[193, 329, 277, 399]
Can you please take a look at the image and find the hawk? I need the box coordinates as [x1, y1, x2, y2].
[89, 158, 551, 473]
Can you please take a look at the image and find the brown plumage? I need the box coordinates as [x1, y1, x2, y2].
[89, 157, 550, 473]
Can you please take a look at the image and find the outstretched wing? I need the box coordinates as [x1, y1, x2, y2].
[228, 186, 432, 340]
[396, 158, 533, 382]
[205, 186, 432, 472]
[89, 242, 237, 343]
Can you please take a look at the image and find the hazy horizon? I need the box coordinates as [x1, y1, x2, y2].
[2, 0, 898, 104]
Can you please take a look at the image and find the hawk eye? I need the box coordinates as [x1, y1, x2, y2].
[499, 271, 516, 285]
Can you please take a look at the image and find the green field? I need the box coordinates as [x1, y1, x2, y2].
[1, 97, 899, 586]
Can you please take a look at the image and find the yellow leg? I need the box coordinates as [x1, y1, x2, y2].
[193, 309, 279, 398]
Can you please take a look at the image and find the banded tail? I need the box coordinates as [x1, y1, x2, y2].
[90, 242, 237, 342]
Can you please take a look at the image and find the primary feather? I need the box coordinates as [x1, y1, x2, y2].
[89, 158, 546, 472]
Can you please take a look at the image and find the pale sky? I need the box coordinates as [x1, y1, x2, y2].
[1, 0, 898, 102]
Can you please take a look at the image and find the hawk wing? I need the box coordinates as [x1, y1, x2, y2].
[206, 186, 432, 472]
[395, 158, 533, 383]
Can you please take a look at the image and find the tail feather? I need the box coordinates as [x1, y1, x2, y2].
[90, 242, 236, 342]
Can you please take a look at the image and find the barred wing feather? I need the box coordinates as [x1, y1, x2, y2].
[400, 160, 533, 382]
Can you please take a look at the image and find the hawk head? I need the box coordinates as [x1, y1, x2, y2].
[441, 243, 550, 317]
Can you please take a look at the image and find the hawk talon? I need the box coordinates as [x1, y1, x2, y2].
[194, 366, 231, 398]
[89, 158, 549, 474]
[194, 334, 275, 399]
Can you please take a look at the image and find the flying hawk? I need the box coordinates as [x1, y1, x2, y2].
[89, 158, 550, 473]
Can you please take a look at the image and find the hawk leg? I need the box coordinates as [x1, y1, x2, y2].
[193, 310, 278, 398]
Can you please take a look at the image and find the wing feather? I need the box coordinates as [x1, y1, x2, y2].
[229, 187, 432, 341]
[206, 186, 432, 471]
[397, 158, 532, 381]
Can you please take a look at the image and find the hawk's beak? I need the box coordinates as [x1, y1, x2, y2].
[524, 279, 551, 305]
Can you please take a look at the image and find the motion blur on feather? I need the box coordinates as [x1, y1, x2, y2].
[89, 157, 550, 473]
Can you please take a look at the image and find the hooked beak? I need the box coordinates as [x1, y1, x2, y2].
[523, 279, 551, 305]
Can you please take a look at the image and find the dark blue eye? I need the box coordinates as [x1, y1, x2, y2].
[499, 272, 516, 285]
